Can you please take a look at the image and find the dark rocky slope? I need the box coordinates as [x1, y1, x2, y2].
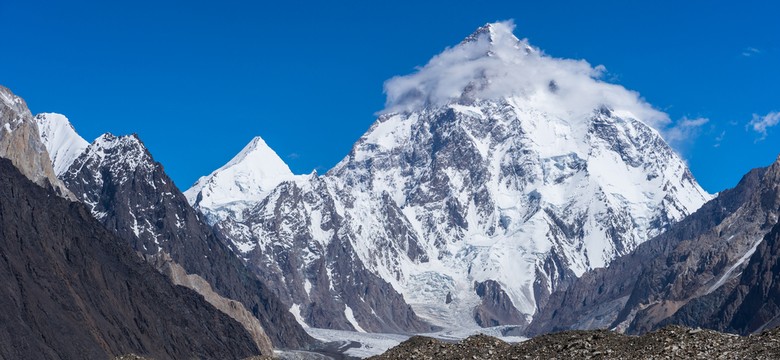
[528, 156, 780, 336]
[60, 133, 314, 349]
[0, 157, 259, 360]
[668, 217, 780, 334]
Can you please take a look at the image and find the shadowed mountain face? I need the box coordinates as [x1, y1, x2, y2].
[528, 156, 780, 336]
[667, 215, 780, 334]
[0, 158, 260, 360]
[58, 133, 314, 350]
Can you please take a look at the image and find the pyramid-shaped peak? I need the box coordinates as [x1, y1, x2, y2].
[224, 136, 290, 171]
[184, 135, 295, 222]
[460, 21, 520, 45]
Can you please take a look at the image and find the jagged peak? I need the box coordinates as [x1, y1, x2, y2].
[460, 21, 522, 47]
[66, 132, 157, 179]
[92, 132, 145, 152]
[0, 85, 29, 115]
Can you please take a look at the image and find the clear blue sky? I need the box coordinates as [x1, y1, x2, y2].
[2, 0, 778, 193]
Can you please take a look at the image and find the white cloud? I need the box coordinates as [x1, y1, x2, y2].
[714, 130, 726, 148]
[742, 47, 761, 57]
[381, 20, 670, 129]
[663, 117, 710, 148]
[748, 111, 780, 140]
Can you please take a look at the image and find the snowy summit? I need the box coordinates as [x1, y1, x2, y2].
[185, 136, 296, 224]
[34, 113, 89, 176]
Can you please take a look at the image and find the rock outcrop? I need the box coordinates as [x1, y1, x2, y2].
[0, 86, 72, 198]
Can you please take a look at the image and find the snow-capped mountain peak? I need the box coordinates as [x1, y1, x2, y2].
[188, 23, 712, 332]
[34, 113, 89, 176]
[184, 135, 295, 224]
[460, 22, 520, 45]
[382, 20, 668, 131]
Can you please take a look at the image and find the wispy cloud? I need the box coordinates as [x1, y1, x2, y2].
[664, 116, 710, 148]
[287, 152, 300, 160]
[742, 47, 761, 57]
[713, 130, 726, 148]
[748, 111, 780, 140]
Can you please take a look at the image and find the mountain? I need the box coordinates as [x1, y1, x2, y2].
[34, 112, 89, 176]
[0, 157, 261, 359]
[42, 127, 315, 351]
[0, 86, 72, 198]
[189, 21, 711, 330]
[213, 170, 435, 333]
[527, 156, 780, 336]
[185, 136, 297, 224]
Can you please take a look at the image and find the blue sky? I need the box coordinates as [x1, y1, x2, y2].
[1, 0, 778, 192]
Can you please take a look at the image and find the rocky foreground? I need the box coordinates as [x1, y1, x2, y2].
[369, 326, 780, 359]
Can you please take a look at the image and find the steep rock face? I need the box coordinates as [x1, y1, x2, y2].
[722, 221, 780, 333]
[56, 132, 313, 350]
[667, 192, 780, 334]
[193, 22, 710, 330]
[473, 280, 526, 327]
[0, 158, 260, 360]
[216, 174, 434, 333]
[0, 86, 71, 198]
[527, 157, 780, 336]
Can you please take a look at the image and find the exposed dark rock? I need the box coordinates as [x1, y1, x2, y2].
[0, 158, 259, 360]
[669, 217, 780, 334]
[473, 280, 526, 327]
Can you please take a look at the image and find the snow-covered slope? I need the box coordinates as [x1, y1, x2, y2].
[34, 113, 88, 176]
[190, 21, 712, 331]
[185, 136, 296, 224]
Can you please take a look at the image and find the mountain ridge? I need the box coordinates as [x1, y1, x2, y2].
[0, 156, 262, 359]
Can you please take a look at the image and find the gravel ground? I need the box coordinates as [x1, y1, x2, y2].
[369, 325, 780, 359]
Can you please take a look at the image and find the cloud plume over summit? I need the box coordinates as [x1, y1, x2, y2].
[381, 21, 671, 132]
